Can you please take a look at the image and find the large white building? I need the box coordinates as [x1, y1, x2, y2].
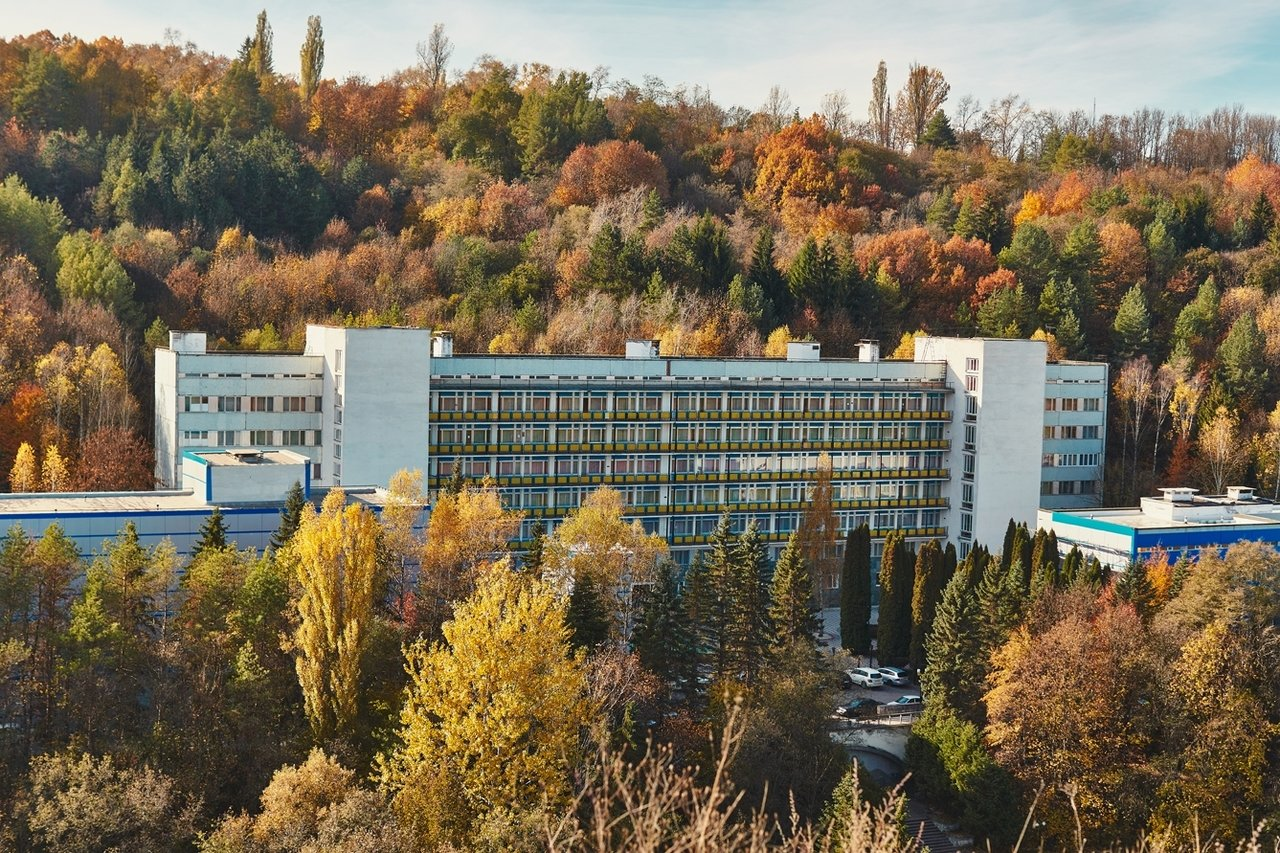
[153, 327, 1107, 568]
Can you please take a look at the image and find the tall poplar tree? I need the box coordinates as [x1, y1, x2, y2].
[876, 530, 912, 666]
[909, 539, 945, 671]
[299, 15, 324, 104]
[840, 523, 872, 655]
[291, 489, 382, 744]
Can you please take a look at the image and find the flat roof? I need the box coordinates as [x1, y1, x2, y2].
[191, 448, 310, 467]
[0, 486, 390, 516]
[1050, 506, 1280, 532]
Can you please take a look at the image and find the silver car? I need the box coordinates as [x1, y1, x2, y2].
[877, 666, 912, 687]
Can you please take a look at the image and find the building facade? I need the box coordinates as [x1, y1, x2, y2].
[155, 327, 1108, 566]
[1038, 486, 1280, 570]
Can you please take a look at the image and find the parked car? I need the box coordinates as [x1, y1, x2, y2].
[877, 666, 912, 687]
[846, 667, 884, 688]
[836, 698, 881, 719]
[887, 695, 923, 709]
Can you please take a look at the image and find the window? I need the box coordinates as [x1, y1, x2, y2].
[965, 357, 979, 372]
[962, 452, 975, 479]
[217, 396, 242, 412]
[962, 482, 974, 509]
[313, 462, 321, 479]
[1044, 398, 1058, 411]
[964, 423, 976, 450]
[1084, 398, 1100, 411]
[1081, 479, 1098, 494]
[965, 396, 977, 419]
[1042, 453, 1055, 467]
[334, 348, 343, 372]
[184, 395, 209, 412]
[1043, 426, 1055, 439]
[250, 430, 272, 445]
[960, 512, 973, 537]
[965, 374, 978, 392]
[250, 396, 274, 412]
[1083, 425, 1100, 439]
[1060, 425, 1079, 439]
[217, 430, 238, 446]
[1061, 398, 1080, 411]
[1041, 480, 1054, 495]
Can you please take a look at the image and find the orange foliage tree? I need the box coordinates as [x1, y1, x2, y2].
[856, 228, 996, 328]
[551, 140, 668, 207]
[749, 115, 853, 212]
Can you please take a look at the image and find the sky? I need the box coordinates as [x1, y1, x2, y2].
[7, 0, 1280, 120]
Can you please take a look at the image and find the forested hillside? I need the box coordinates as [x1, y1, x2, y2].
[3, 15, 1280, 497]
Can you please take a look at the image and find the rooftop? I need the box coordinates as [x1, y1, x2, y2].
[189, 448, 310, 467]
[1050, 486, 1280, 531]
[0, 486, 393, 517]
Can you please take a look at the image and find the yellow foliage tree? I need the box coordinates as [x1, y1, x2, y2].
[41, 444, 69, 492]
[382, 469, 426, 621]
[386, 561, 593, 847]
[1031, 328, 1066, 362]
[1013, 190, 1045, 226]
[291, 488, 383, 744]
[763, 325, 792, 358]
[545, 487, 667, 637]
[419, 478, 522, 634]
[10, 442, 37, 492]
[889, 330, 925, 359]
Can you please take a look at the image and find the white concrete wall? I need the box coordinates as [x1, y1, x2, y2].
[154, 348, 179, 487]
[915, 337, 1048, 553]
[305, 326, 432, 486]
[181, 453, 309, 504]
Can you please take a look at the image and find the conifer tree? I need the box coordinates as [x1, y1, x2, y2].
[1113, 283, 1151, 358]
[876, 529, 912, 666]
[1114, 559, 1155, 618]
[1061, 545, 1084, 586]
[840, 523, 872, 655]
[631, 560, 694, 688]
[769, 532, 819, 649]
[909, 540, 945, 671]
[270, 481, 307, 551]
[523, 520, 547, 575]
[746, 226, 789, 320]
[191, 507, 229, 558]
[565, 571, 610, 650]
[976, 554, 1023, 661]
[999, 519, 1017, 575]
[700, 513, 736, 681]
[919, 570, 986, 719]
[726, 521, 772, 684]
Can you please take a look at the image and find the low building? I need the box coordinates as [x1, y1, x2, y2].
[0, 448, 397, 558]
[1037, 486, 1280, 569]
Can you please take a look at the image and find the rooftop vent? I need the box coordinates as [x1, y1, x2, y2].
[626, 340, 660, 360]
[1158, 487, 1199, 503]
[431, 332, 453, 357]
[858, 340, 880, 363]
[1227, 486, 1256, 502]
[228, 448, 264, 462]
[786, 341, 820, 362]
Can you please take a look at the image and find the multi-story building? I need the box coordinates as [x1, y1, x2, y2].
[154, 326, 1108, 567]
[1041, 360, 1109, 508]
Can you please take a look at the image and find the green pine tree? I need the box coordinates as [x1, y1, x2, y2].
[270, 481, 306, 550]
[1112, 283, 1151, 358]
[918, 570, 986, 719]
[566, 570, 610, 650]
[769, 532, 820, 649]
[726, 521, 772, 684]
[631, 560, 694, 689]
[523, 520, 548, 575]
[192, 507, 229, 557]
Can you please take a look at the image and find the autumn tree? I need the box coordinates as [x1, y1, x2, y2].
[544, 486, 665, 640]
[893, 63, 949, 146]
[40, 443, 68, 492]
[74, 428, 153, 491]
[986, 595, 1159, 847]
[551, 139, 667, 207]
[796, 452, 839, 603]
[290, 488, 383, 745]
[1199, 405, 1242, 495]
[381, 468, 425, 622]
[386, 562, 593, 848]
[419, 478, 522, 638]
[868, 60, 891, 147]
[10, 442, 36, 492]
